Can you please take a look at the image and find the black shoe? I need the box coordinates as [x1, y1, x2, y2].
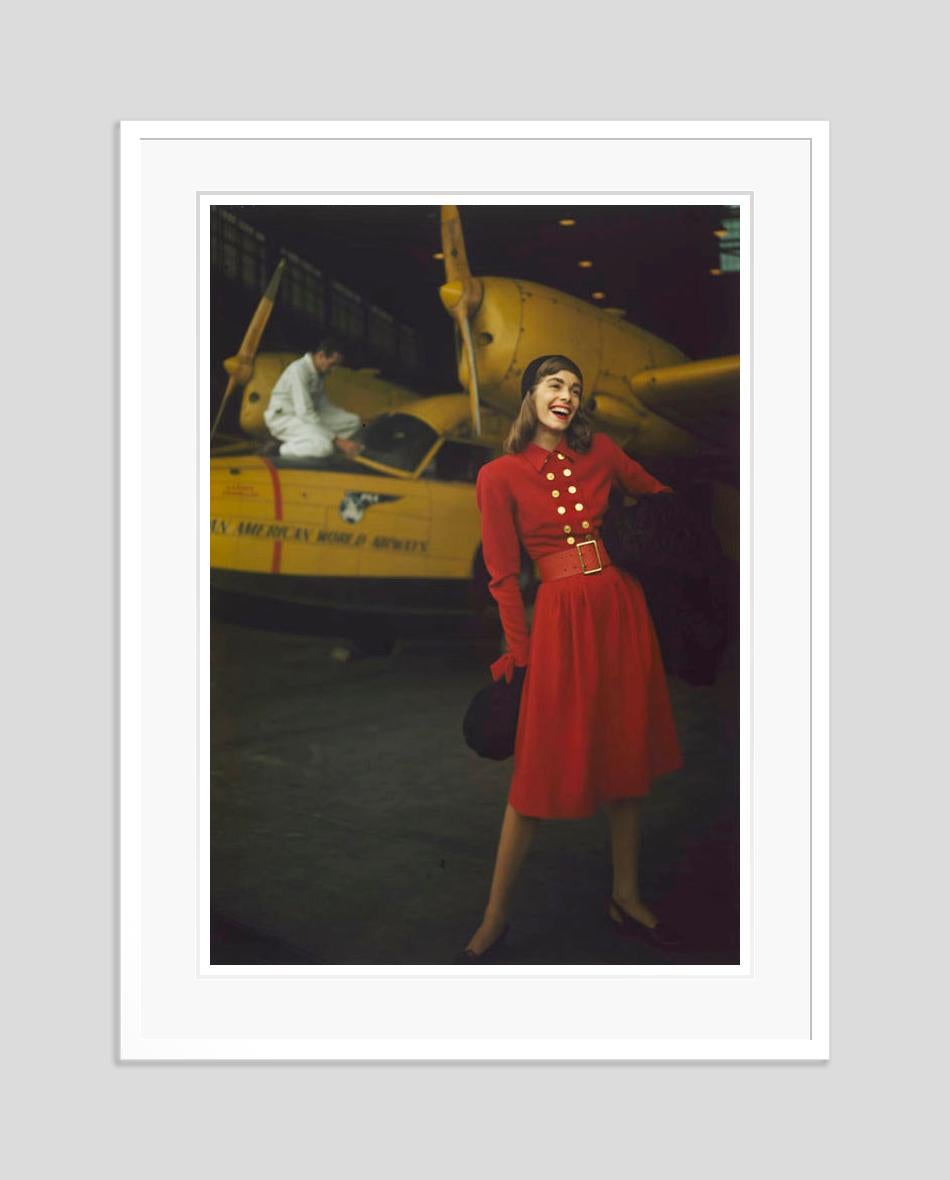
[454, 924, 510, 965]
[608, 899, 682, 950]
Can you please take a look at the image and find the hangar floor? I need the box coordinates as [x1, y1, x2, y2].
[211, 614, 740, 967]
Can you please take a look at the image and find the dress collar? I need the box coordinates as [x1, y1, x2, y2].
[522, 441, 577, 471]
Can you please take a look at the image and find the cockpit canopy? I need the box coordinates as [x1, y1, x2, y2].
[359, 413, 439, 474]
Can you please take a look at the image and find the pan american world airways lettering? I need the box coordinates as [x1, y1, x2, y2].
[211, 517, 428, 554]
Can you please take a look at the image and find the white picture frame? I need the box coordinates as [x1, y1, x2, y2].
[120, 120, 828, 1060]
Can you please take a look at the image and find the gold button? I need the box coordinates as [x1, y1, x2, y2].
[563, 525, 572, 534]
[557, 506, 566, 515]
[563, 468, 572, 477]
[556, 452, 565, 460]
[575, 503, 584, 511]
[566, 536, 576, 546]
[582, 520, 590, 529]
[568, 485, 577, 494]
[551, 489, 560, 498]
[546, 472, 555, 481]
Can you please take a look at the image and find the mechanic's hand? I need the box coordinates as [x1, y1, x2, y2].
[334, 437, 365, 457]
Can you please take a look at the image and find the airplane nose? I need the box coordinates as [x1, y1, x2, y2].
[439, 281, 465, 313]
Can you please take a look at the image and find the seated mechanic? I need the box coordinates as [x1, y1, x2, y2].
[263, 339, 364, 459]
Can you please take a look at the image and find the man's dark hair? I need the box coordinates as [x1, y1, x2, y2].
[315, 338, 343, 358]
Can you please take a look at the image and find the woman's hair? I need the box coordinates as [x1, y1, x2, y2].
[503, 354, 593, 454]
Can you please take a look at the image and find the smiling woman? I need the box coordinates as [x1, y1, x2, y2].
[459, 353, 683, 964]
[502, 355, 594, 456]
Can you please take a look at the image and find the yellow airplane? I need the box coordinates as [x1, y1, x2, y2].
[211, 209, 738, 665]
[437, 205, 739, 558]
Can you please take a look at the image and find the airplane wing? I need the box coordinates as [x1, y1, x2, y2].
[628, 355, 739, 448]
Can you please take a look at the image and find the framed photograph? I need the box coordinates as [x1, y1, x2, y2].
[120, 120, 828, 1060]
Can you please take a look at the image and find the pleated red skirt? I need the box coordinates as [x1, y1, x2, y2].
[508, 565, 682, 819]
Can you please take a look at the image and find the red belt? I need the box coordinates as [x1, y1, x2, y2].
[536, 537, 612, 582]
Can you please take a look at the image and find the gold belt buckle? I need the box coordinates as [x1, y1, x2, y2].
[576, 538, 602, 574]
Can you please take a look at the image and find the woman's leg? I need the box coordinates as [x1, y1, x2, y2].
[605, 797, 658, 927]
[466, 803, 539, 954]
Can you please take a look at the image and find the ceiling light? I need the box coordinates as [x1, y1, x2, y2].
[592, 291, 605, 300]
[433, 252, 445, 260]
[578, 260, 593, 269]
[559, 218, 576, 227]
[709, 268, 722, 276]
[714, 229, 727, 238]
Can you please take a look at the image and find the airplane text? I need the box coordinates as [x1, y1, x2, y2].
[211, 518, 427, 554]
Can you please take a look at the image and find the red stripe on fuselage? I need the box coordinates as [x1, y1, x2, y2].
[260, 458, 283, 574]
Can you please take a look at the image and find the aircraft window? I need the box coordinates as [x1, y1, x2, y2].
[360, 413, 439, 474]
[426, 440, 494, 483]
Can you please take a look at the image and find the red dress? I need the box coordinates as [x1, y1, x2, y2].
[475, 433, 682, 818]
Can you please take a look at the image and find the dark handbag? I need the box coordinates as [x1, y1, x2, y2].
[462, 665, 526, 760]
[600, 491, 712, 578]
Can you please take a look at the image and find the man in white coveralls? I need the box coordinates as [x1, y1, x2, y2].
[264, 341, 364, 458]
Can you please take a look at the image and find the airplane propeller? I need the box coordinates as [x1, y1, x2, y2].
[438, 206, 484, 436]
[210, 257, 287, 444]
